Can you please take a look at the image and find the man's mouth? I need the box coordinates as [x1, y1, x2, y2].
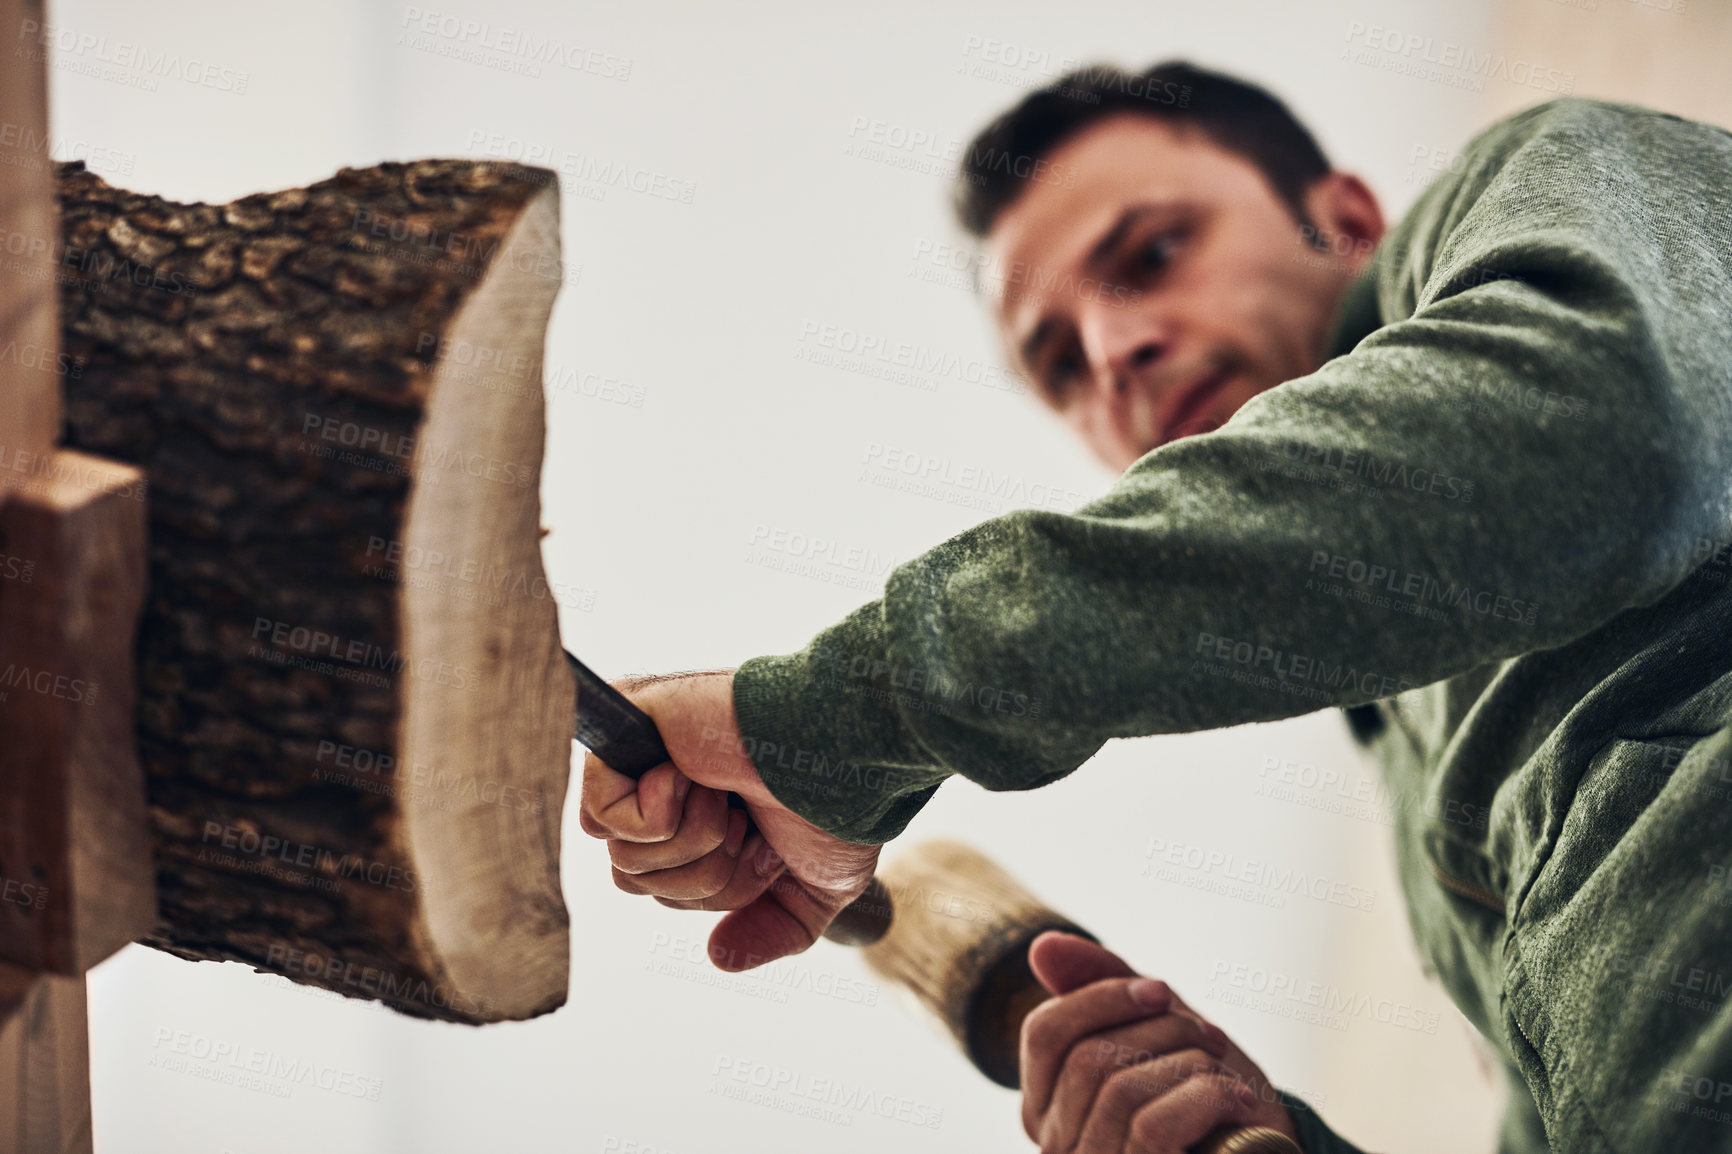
[1158, 367, 1233, 445]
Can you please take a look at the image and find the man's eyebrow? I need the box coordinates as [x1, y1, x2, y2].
[1013, 201, 1187, 369]
[1085, 201, 1185, 271]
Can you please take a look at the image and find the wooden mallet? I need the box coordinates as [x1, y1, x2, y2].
[570, 652, 1300, 1154]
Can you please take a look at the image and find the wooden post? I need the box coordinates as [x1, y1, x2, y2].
[0, 2, 157, 1150]
[0, 966, 92, 1154]
[0, 0, 60, 492]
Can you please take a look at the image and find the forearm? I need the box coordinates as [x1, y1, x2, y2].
[735, 99, 1732, 844]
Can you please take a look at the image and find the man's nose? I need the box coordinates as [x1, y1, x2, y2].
[1080, 305, 1168, 398]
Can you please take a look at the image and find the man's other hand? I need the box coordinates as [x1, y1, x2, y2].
[577, 670, 880, 971]
[1020, 932, 1299, 1153]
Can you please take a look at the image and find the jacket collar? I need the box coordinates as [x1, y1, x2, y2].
[1325, 265, 1383, 362]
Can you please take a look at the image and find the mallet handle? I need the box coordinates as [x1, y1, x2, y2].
[567, 653, 1295, 1154]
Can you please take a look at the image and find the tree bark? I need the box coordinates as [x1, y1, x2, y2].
[52, 159, 574, 1024]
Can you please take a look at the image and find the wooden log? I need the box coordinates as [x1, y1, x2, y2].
[52, 159, 575, 1023]
[0, 450, 153, 975]
[0, 966, 91, 1154]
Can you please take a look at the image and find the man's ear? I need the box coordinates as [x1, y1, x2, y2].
[1304, 172, 1386, 266]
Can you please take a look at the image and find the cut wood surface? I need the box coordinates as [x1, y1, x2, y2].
[53, 160, 575, 1023]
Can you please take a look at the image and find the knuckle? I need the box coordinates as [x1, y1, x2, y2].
[1059, 1040, 1105, 1085]
[1171, 1046, 1217, 1075]
[610, 867, 642, 895]
[1100, 1062, 1156, 1107]
[691, 858, 734, 902]
[1022, 1000, 1066, 1057]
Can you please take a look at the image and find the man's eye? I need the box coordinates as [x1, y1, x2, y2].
[1134, 232, 1182, 275]
[1044, 347, 1084, 400]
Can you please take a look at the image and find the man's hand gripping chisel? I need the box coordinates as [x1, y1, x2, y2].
[564, 649, 892, 945]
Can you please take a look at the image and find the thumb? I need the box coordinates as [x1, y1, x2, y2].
[1026, 930, 1137, 996]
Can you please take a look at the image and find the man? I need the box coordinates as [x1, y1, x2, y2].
[580, 60, 1732, 1153]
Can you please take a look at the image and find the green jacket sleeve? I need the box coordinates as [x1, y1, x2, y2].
[733, 96, 1732, 844]
[1275, 1089, 1377, 1154]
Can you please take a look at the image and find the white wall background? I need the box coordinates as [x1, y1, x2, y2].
[36, 0, 1586, 1149]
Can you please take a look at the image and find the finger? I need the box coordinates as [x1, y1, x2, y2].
[612, 806, 747, 902]
[610, 784, 731, 874]
[1022, 976, 1222, 1127]
[1037, 1016, 1224, 1152]
[1124, 1071, 1258, 1154]
[1051, 1046, 1228, 1154]
[645, 823, 781, 910]
[705, 849, 860, 971]
[1150, 985, 1237, 1066]
[611, 808, 751, 904]
[1027, 930, 1138, 996]
[578, 755, 686, 843]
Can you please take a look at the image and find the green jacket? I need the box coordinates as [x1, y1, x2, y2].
[732, 97, 1732, 1153]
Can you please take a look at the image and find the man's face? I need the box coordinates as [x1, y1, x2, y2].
[987, 114, 1381, 472]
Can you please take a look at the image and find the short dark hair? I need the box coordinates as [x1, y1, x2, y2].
[954, 60, 1332, 238]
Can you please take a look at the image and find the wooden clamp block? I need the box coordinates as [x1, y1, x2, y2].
[0, 450, 155, 974]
